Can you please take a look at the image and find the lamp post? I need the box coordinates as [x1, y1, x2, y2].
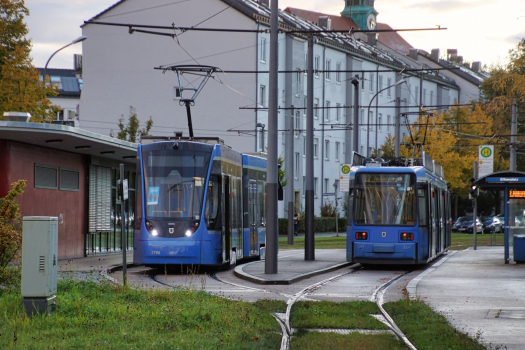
[366, 79, 405, 156]
[42, 36, 87, 82]
[256, 123, 266, 152]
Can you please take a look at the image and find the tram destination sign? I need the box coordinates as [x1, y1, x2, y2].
[509, 190, 525, 199]
[478, 145, 494, 178]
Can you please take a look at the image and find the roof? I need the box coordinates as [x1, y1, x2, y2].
[37, 68, 81, 98]
[83, 0, 127, 25]
[284, 7, 414, 55]
[0, 121, 137, 163]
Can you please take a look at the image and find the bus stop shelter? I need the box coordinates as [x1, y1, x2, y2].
[474, 171, 525, 264]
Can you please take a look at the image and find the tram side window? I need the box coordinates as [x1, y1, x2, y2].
[205, 176, 220, 230]
[418, 187, 428, 227]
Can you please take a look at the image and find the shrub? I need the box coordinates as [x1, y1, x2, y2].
[320, 202, 337, 217]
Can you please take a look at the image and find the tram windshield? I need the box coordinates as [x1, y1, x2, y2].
[354, 173, 417, 226]
[142, 149, 211, 220]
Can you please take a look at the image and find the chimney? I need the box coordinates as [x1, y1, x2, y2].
[3, 111, 32, 122]
[431, 49, 440, 62]
[367, 33, 377, 46]
[260, 0, 269, 7]
[447, 49, 458, 61]
[319, 16, 331, 30]
[74, 54, 83, 79]
[409, 48, 419, 61]
[472, 61, 482, 72]
[463, 62, 470, 69]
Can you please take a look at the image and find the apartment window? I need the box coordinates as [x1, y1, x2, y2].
[378, 114, 382, 131]
[303, 137, 306, 156]
[387, 115, 391, 132]
[336, 103, 341, 122]
[325, 59, 331, 80]
[60, 168, 80, 191]
[295, 110, 301, 136]
[361, 73, 365, 90]
[360, 110, 364, 126]
[430, 90, 434, 105]
[324, 178, 329, 194]
[314, 138, 319, 158]
[260, 85, 266, 107]
[304, 52, 308, 75]
[260, 38, 266, 62]
[369, 111, 373, 131]
[387, 77, 392, 97]
[296, 70, 301, 96]
[335, 141, 340, 161]
[295, 152, 300, 179]
[325, 101, 330, 121]
[423, 89, 427, 105]
[282, 132, 285, 145]
[282, 89, 285, 103]
[314, 98, 319, 119]
[314, 177, 318, 198]
[369, 73, 374, 92]
[343, 142, 346, 154]
[379, 75, 383, 95]
[35, 164, 57, 189]
[336, 62, 341, 83]
[325, 140, 330, 160]
[415, 87, 419, 105]
[314, 56, 320, 77]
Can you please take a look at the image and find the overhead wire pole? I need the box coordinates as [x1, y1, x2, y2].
[510, 100, 517, 171]
[305, 35, 315, 261]
[352, 75, 359, 154]
[265, 0, 279, 274]
[395, 98, 401, 157]
[287, 106, 295, 245]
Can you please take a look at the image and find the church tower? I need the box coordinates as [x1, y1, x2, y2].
[341, 0, 378, 30]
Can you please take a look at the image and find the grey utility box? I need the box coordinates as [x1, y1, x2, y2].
[21, 217, 58, 317]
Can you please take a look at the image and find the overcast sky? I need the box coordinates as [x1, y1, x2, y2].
[26, 0, 524, 69]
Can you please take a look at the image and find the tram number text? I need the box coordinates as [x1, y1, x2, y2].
[403, 245, 411, 250]
[151, 251, 161, 255]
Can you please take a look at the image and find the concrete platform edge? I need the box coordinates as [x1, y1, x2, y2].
[234, 261, 354, 285]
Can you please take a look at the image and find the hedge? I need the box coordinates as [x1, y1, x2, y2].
[278, 217, 347, 235]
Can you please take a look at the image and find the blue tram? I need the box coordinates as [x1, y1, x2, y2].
[133, 139, 267, 267]
[347, 152, 451, 265]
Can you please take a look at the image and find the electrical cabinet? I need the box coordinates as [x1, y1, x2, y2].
[21, 217, 58, 298]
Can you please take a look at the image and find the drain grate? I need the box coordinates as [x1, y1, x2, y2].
[487, 309, 525, 319]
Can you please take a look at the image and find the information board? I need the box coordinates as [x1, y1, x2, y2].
[339, 164, 351, 192]
[478, 145, 494, 178]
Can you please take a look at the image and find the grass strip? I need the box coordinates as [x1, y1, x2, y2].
[279, 236, 346, 249]
[383, 299, 487, 350]
[291, 300, 387, 330]
[449, 233, 504, 250]
[0, 280, 281, 349]
[290, 330, 406, 350]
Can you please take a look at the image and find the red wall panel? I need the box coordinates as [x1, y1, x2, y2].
[6, 141, 87, 259]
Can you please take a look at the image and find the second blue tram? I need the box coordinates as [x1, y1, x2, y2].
[133, 139, 267, 267]
[347, 152, 451, 265]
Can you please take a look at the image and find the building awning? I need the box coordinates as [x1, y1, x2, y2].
[0, 121, 137, 163]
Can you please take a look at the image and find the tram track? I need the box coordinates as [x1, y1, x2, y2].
[148, 265, 420, 350]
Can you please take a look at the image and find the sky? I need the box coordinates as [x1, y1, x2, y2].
[25, 0, 525, 69]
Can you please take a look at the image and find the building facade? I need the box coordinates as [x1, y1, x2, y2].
[79, 0, 474, 217]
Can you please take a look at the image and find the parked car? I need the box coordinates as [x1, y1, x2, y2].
[480, 216, 502, 233]
[452, 217, 483, 233]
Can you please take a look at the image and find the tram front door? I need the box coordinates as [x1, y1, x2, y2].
[222, 175, 231, 263]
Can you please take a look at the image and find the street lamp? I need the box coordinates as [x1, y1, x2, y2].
[367, 78, 405, 156]
[42, 36, 87, 83]
[256, 123, 266, 152]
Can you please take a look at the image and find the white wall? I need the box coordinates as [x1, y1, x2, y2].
[80, 0, 257, 153]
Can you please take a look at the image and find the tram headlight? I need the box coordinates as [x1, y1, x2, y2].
[400, 232, 414, 241]
[185, 229, 193, 237]
[185, 224, 197, 237]
[146, 220, 158, 236]
[355, 232, 368, 240]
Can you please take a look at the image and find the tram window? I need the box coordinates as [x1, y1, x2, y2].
[418, 187, 428, 227]
[205, 176, 220, 229]
[353, 174, 416, 226]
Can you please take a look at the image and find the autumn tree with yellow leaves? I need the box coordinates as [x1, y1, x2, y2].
[0, 0, 59, 122]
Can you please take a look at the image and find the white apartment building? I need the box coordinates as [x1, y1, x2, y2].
[79, 0, 467, 217]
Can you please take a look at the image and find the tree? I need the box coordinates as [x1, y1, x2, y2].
[378, 133, 396, 157]
[111, 106, 154, 143]
[0, 180, 26, 269]
[277, 155, 288, 188]
[0, 0, 58, 122]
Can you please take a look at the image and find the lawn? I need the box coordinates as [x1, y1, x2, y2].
[0, 280, 282, 349]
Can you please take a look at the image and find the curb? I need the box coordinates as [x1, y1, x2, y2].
[233, 261, 353, 285]
[406, 250, 457, 299]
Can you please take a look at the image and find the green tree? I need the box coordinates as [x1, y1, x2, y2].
[111, 106, 154, 143]
[378, 133, 396, 157]
[277, 155, 288, 188]
[0, 180, 26, 268]
[0, 0, 58, 122]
